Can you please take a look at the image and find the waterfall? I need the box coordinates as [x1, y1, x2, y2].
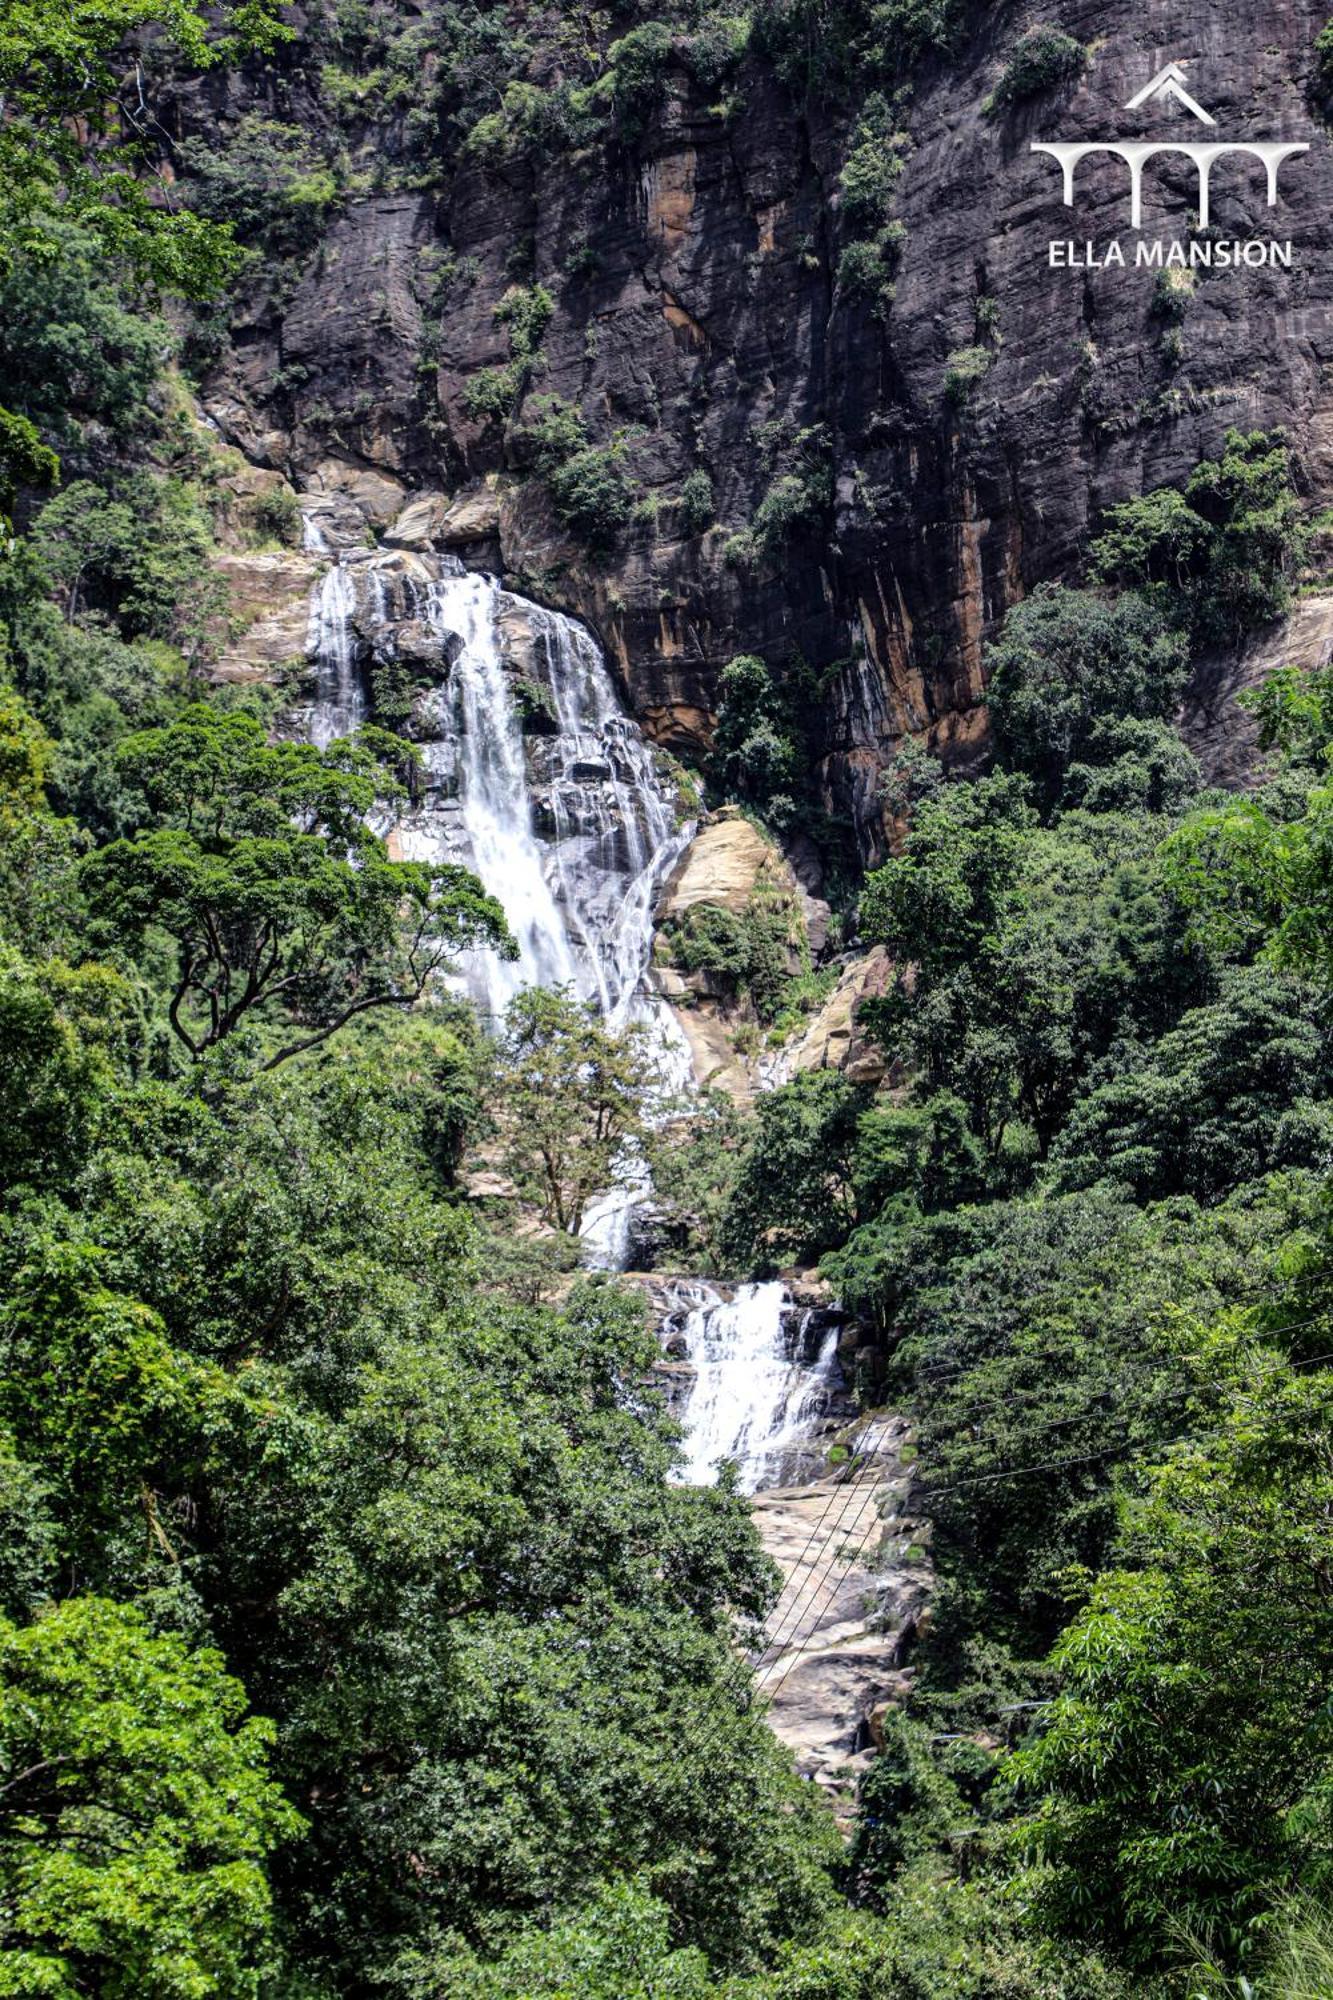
[306, 564, 363, 748]
[303, 552, 692, 1032]
[672, 1281, 844, 1492]
[410, 570, 581, 1020]
[302, 549, 693, 1264]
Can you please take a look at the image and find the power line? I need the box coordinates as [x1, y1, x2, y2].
[679, 1302, 1333, 1788]
[906, 1281, 1333, 1388]
[748, 1424, 904, 1672]
[695, 1334, 1333, 1761]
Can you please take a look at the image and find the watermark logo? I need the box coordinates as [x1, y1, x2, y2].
[1030, 63, 1309, 270]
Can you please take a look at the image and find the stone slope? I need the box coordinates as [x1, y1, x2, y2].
[750, 1420, 929, 1814]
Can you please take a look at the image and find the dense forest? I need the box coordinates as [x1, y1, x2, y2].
[6, 1, 1333, 1996]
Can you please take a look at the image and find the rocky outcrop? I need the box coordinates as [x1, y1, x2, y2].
[656, 807, 797, 919]
[176, 4, 1333, 857]
[781, 948, 897, 1087]
[1181, 590, 1333, 787]
[213, 550, 321, 683]
[751, 1420, 930, 1814]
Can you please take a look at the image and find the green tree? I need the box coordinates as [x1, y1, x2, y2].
[0, 0, 288, 291]
[32, 476, 224, 656]
[0, 1595, 300, 1998]
[1010, 1329, 1333, 1975]
[81, 706, 514, 1067]
[712, 654, 801, 821]
[0, 0, 288, 509]
[176, 116, 338, 253]
[1047, 966, 1333, 1204]
[722, 1069, 869, 1268]
[0, 953, 139, 1191]
[984, 587, 1190, 809]
[0, 223, 169, 450]
[491, 986, 662, 1232]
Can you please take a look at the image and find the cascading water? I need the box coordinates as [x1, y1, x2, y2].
[306, 563, 364, 748]
[302, 548, 692, 1265]
[408, 570, 582, 1020]
[303, 551, 691, 1032]
[670, 1280, 845, 1492]
[301, 541, 849, 1498]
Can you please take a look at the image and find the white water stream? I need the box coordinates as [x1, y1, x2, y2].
[303, 544, 840, 1482]
[669, 1281, 844, 1491]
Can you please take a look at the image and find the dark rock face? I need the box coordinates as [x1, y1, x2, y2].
[180, 0, 1333, 857]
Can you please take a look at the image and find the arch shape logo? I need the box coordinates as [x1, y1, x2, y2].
[1030, 64, 1309, 232]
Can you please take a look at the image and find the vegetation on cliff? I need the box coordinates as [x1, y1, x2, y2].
[5, 4, 1333, 1998]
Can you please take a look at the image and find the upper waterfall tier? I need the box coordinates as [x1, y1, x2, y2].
[302, 548, 693, 1028]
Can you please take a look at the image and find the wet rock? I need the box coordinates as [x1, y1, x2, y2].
[390, 620, 458, 673]
[750, 1424, 931, 1815]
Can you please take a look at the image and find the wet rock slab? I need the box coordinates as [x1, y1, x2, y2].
[749, 1420, 930, 1818]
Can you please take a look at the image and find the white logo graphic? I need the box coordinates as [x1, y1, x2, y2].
[1123, 62, 1215, 126]
[1031, 64, 1307, 229]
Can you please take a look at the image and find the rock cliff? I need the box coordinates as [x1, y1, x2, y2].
[172, 0, 1333, 857]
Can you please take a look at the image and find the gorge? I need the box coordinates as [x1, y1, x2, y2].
[300, 532, 906, 1784]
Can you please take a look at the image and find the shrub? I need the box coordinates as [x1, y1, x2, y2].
[679, 467, 714, 535]
[838, 93, 906, 228]
[462, 360, 526, 423]
[836, 96, 907, 320]
[520, 397, 632, 549]
[603, 21, 676, 134]
[547, 448, 631, 547]
[754, 0, 962, 98]
[837, 231, 902, 317]
[463, 286, 555, 427]
[712, 654, 802, 814]
[493, 283, 554, 358]
[1316, 18, 1333, 102]
[1090, 428, 1312, 641]
[984, 27, 1086, 113]
[178, 115, 338, 250]
[249, 485, 302, 547]
[683, 12, 750, 90]
[661, 874, 808, 1023]
[943, 343, 993, 407]
[1151, 267, 1195, 322]
[748, 427, 832, 554]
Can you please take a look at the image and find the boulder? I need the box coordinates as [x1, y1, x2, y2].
[749, 1426, 930, 1816]
[390, 619, 457, 672]
[659, 995, 755, 1103]
[383, 491, 451, 551]
[439, 478, 504, 547]
[656, 808, 797, 920]
[307, 460, 407, 529]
